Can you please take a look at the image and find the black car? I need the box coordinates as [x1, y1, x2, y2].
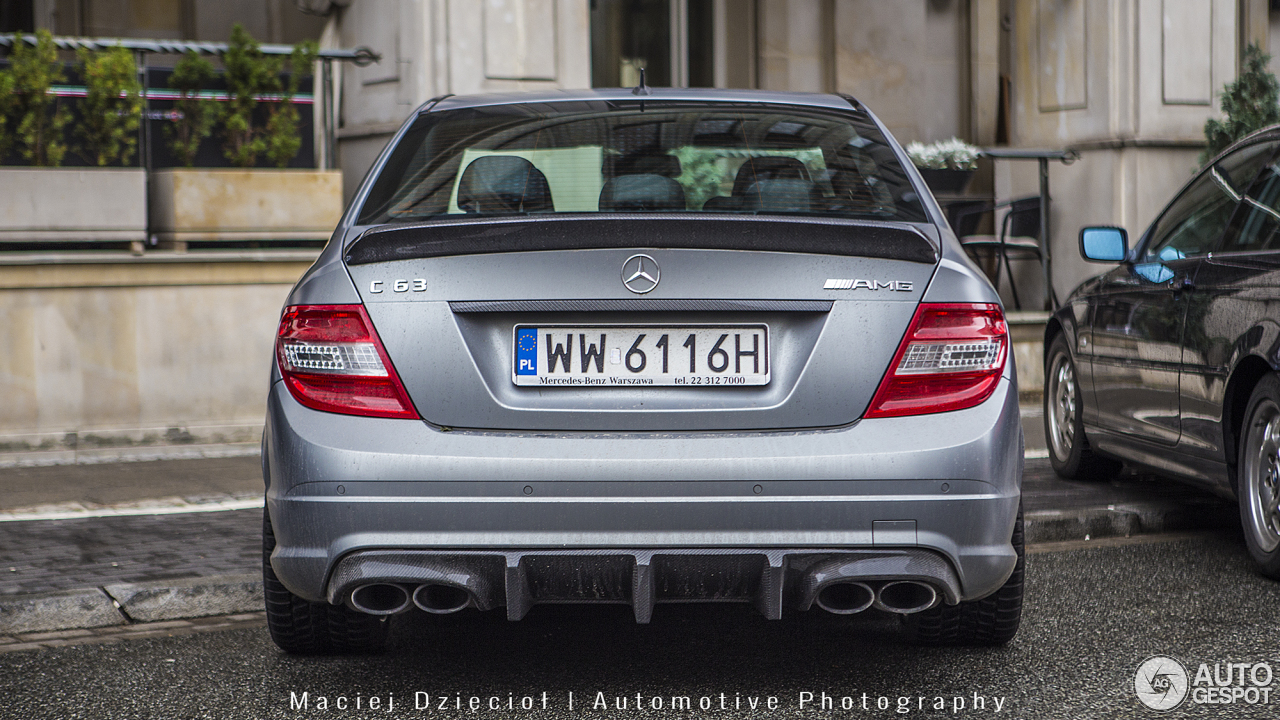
[1045, 125, 1280, 578]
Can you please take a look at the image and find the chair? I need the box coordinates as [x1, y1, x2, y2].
[958, 196, 1049, 310]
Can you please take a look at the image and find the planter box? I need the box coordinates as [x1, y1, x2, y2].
[917, 168, 975, 195]
[150, 169, 343, 243]
[0, 168, 147, 243]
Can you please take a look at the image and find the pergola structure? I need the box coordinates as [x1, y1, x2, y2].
[0, 33, 380, 171]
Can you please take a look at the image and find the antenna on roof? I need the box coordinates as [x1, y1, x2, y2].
[632, 67, 651, 96]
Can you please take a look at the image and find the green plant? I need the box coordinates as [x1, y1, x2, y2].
[905, 138, 981, 171]
[0, 70, 15, 161]
[264, 40, 317, 168]
[1203, 43, 1280, 164]
[220, 24, 277, 167]
[8, 29, 70, 166]
[165, 51, 217, 167]
[219, 26, 316, 168]
[76, 46, 143, 166]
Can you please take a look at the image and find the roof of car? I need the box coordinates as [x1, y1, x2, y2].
[423, 88, 862, 114]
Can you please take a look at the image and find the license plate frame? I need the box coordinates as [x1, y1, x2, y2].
[512, 324, 770, 387]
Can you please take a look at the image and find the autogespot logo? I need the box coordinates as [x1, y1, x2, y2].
[1135, 655, 1276, 711]
[1135, 656, 1189, 711]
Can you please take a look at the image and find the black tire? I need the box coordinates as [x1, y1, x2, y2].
[905, 504, 1024, 646]
[1043, 333, 1122, 480]
[263, 509, 389, 654]
[1236, 374, 1280, 579]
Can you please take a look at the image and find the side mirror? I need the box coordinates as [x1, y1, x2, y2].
[1080, 226, 1128, 263]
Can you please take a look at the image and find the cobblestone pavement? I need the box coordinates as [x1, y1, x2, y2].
[0, 456, 261, 512]
[0, 509, 261, 595]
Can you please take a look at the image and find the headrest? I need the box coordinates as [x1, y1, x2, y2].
[732, 156, 811, 196]
[599, 174, 687, 212]
[740, 178, 812, 213]
[605, 153, 683, 178]
[457, 156, 553, 214]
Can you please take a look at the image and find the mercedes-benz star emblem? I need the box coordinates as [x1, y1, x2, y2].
[621, 254, 660, 294]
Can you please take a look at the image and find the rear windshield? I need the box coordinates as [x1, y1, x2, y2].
[356, 100, 927, 225]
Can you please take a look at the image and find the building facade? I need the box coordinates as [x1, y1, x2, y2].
[315, 0, 1277, 306]
[9, 0, 1272, 300]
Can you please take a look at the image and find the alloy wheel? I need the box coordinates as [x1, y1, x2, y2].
[1242, 399, 1280, 553]
[1046, 352, 1077, 464]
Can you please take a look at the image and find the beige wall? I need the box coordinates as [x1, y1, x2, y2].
[0, 258, 313, 455]
[335, 0, 593, 200]
[827, 0, 969, 145]
[1001, 0, 1235, 305]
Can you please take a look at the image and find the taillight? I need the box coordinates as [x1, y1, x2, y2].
[275, 304, 418, 419]
[864, 303, 1008, 418]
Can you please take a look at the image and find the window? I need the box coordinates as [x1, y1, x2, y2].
[1142, 141, 1276, 261]
[356, 101, 927, 225]
[1223, 145, 1280, 253]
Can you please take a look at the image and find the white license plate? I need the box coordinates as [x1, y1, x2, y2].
[513, 325, 770, 387]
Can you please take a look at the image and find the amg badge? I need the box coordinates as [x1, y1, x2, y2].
[823, 279, 913, 292]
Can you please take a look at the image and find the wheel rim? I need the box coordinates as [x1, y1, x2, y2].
[1046, 351, 1078, 463]
[1242, 399, 1280, 553]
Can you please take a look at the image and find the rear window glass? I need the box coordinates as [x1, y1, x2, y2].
[356, 100, 927, 225]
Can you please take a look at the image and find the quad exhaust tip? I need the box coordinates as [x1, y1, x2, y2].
[815, 582, 876, 615]
[873, 581, 938, 614]
[412, 583, 472, 614]
[814, 580, 939, 616]
[349, 583, 411, 615]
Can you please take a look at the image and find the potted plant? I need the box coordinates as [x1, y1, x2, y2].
[149, 25, 341, 249]
[0, 30, 146, 246]
[905, 137, 981, 194]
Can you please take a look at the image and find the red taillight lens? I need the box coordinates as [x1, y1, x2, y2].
[864, 303, 1008, 418]
[275, 305, 418, 419]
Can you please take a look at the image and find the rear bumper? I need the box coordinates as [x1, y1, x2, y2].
[264, 374, 1023, 614]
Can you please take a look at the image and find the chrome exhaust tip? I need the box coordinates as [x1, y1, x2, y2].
[412, 583, 472, 614]
[349, 583, 412, 615]
[874, 581, 938, 614]
[814, 581, 876, 615]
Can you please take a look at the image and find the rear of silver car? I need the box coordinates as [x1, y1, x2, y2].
[262, 90, 1023, 653]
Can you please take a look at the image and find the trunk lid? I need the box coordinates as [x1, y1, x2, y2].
[346, 217, 937, 431]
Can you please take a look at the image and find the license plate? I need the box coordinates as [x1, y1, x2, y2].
[512, 325, 770, 387]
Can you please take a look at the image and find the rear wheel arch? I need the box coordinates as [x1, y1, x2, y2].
[1224, 355, 1278, 489]
[1042, 318, 1066, 364]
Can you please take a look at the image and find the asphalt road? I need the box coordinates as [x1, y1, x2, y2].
[1, 530, 1278, 720]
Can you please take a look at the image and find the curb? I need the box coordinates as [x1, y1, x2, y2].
[0, 574, 261, 635]
[0, 588, 124, 634]
[1023, 500, 1237, 544]
[105, 574, 264, 623]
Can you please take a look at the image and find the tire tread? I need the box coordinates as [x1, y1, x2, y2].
[262, 509, 388, 654]
[906, 504, 1024, 646]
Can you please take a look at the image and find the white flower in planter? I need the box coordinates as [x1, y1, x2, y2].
[906, 138, 981, 171]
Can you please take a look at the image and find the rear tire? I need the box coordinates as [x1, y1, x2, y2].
[1237, 374, 1280, 579]
[263, 509, 388, 654]
[1044, 334, 1122, 481]
[905, 504, 1024, 646]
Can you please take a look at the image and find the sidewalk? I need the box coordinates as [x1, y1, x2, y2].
[0, 406, 1240, 642]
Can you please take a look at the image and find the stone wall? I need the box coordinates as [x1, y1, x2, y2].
[0, 255, 315, 461]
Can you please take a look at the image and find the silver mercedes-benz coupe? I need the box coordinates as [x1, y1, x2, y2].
[262, 89, 1024, 653]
